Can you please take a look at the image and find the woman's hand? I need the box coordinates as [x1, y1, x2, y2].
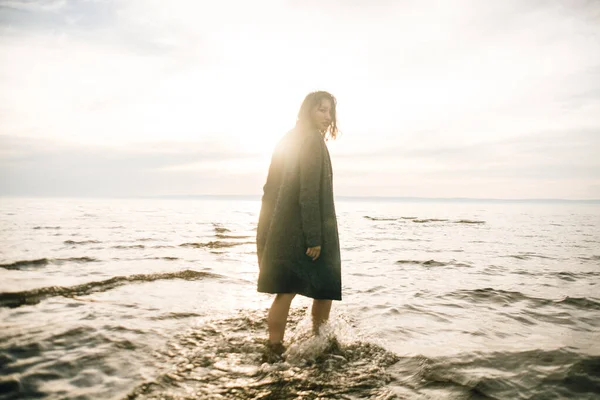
[306, 246, 321, 261]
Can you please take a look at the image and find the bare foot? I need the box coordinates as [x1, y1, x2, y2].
[261, 342, 286, 363]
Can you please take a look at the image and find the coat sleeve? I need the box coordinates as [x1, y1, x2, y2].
[299, 134, 323, 248]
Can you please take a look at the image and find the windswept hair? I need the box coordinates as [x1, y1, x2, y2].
[296, 91, 339, 140]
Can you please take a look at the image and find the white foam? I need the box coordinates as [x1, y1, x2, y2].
[284, 306, 364, 363]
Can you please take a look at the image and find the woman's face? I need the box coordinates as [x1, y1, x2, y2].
[311, 98, 332, 132]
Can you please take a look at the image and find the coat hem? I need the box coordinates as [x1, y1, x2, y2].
[257, 288, 342, 301]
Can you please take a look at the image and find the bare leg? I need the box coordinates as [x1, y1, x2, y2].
[267, 293, 296, 344]
[312, 299, 333, 335]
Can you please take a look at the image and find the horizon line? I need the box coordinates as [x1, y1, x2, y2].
[152, 194, 600, 203]
[2, 194, 598, 203]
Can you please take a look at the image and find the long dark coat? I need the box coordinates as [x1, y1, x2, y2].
[256, 127, 342, 300]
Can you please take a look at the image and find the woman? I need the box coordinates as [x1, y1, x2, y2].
[256, 91, 342, 357]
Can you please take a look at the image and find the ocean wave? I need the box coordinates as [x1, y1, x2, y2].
[109, 256, 180, 262]
[505, 252, 556, 260]
[444, 287, 536, 304]
[425, 349, 600, 400]
[401, 303, 452, 323]
[556, 271, 578, 282]
[364, 216, 398, 221]
[364, 217, 486, 224]
[0, 257, 98, 270]
[216, 234, 253, 239]
[32, 226, 61, 230]
[64, 240, 101, 245]
[180, 241, 254, 249]
[480, 265, 507, 275]
[444, 288, 600, 311]
[396, 259, 471, 268]
[213, 224, 231, 234]
[1, 325, 142, 399]
[397, 259, 446, 267]
[412, 218, 449, 223]
[364, 216, 420, 221]
[0, 269, 221, 308]
[579, 255, 600, 261]
[557, 297, 600, 311]
[150, 312, 202, 321]
[112, 245, 145, 249]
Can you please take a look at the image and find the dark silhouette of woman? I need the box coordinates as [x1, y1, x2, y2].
[257, 91, 342, 357]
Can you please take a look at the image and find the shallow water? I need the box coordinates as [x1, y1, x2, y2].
[0, 197, 599, 399]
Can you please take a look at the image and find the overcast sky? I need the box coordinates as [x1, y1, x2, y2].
[1, 0, 599, 199]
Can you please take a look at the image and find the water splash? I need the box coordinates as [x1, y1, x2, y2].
[124, 308, 401, 399]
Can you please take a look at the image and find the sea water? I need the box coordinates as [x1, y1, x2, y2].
[1, 197, 599, 399]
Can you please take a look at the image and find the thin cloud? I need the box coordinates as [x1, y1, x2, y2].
[0, 135, 265, 196]
[0, 0, 67, 12]
[0, 0, 599, 198]
[0, 0, 111, 32]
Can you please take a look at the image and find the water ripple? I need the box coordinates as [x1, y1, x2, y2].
[0, 270, 222, 308]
